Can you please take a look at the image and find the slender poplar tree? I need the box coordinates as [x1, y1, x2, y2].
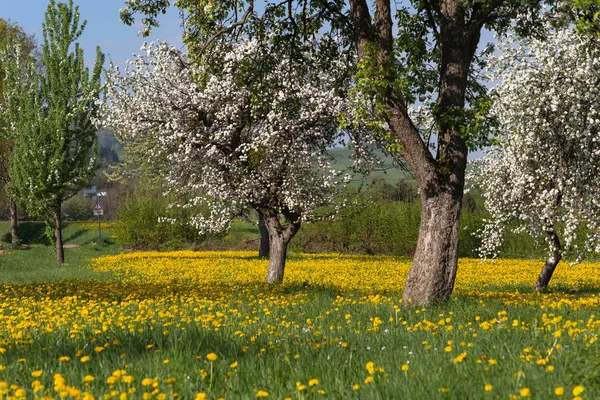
[9, 0, 104, 263]
[0, 19, 36, 247]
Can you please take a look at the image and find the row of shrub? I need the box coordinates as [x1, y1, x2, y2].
[112, 177, 558, 259]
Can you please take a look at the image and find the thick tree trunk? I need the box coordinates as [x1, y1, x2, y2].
[54, 204, 64, 264]
[534, 231, 562, 292]
[402, 188, 463, 305]
[9, 198, 18, 247]
[266, 233, 288, 284]
[349, 0, 480, 305]
[260, 208, 301, 284]
[258, 211, 270, 258]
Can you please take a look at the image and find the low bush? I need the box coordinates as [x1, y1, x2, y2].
[62, 196, 94, 221]
[115, 185, 205, 250]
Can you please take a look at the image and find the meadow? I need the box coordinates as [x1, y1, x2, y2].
[0, 224, 599, 400]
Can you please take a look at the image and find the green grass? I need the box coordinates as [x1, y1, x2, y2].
[0, 224, 598, 399]
[200, 220, 260, 251]
[0, 221, 119, 284]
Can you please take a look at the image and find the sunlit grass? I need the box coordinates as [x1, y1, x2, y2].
[0, 251, 598, 399]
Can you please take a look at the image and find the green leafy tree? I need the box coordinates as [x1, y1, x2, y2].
[0, 19, 36, 247]
[8, 0, 104, 262]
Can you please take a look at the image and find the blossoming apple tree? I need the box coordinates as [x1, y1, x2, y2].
[475, 28, 600, 291]
[103, 40, 359, 283]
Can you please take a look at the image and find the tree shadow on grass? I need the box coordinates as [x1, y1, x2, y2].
[5, 277, 600, 305]
[63, 226, 87, 243]
[2, 221, 50, 245]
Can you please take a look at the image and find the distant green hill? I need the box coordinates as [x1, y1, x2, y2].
[97, 128, 125, 159]
[328, 147, 414, 186]
[94, 130, 415, 186]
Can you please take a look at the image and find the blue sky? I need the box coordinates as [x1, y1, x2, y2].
[1, 0, 184, 69]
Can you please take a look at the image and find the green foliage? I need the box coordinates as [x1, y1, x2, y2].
[115, 185, 205, 250]
[557, 0, 600, 35]
[293, 187, 421, 256]
[0, 18, 36, 107]
[6, 0, 104, 242]
[62, 195, 93, 221]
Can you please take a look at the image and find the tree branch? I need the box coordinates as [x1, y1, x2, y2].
[189, 1, 255, 64]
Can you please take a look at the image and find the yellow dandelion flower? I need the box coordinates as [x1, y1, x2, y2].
[206, 353, 218, 361]
[308, 378, 319, 386]
[554, 387, 564, 396]
[256, 390, 269, 397]
[80, 356, 90, 363]
[230, 361, 238, 369]
[401, 364, 410, 371]
[194, 394, 207, 400]
[520, 388, 531, 397]
[31, 370, 43, 377]
[453, 352, 467, 364]
[572, 386, 584, 396]
[58, 356, 70, 362]
[364, 376, 374, 384]
[484, 384, 493, 392]
[353, 384, 360, 390]
[83, 375, 94, 383]
[141, 378, 154, 386]
[365, 361, 376, 374]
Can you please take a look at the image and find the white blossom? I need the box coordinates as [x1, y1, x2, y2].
[103, 40, 359, 233]
[473, 28, 600, 262]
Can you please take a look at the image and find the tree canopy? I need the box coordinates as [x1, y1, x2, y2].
[3, 0, 104, 262]
[473, 27, 600, 290]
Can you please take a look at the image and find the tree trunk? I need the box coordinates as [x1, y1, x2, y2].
[534, 231, 562, 292]
[9, 198, 18, 247]
[258, 211, 270, 258]
[54, 204, 64, 264]
[259, 208, 301, 284]
[402, 188, 463, 305]
[349, 0, 480, 305]
[266, 233, 287, 284]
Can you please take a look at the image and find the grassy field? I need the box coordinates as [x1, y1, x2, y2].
[0, 224, 599, 399]
[0, 221, 118, 284]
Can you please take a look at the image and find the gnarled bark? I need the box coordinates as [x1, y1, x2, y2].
[260, 208, 301, 284]
[54, 203, 64, 264]
[402, 186, 463, 305]
[534, 230, 562, 292]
